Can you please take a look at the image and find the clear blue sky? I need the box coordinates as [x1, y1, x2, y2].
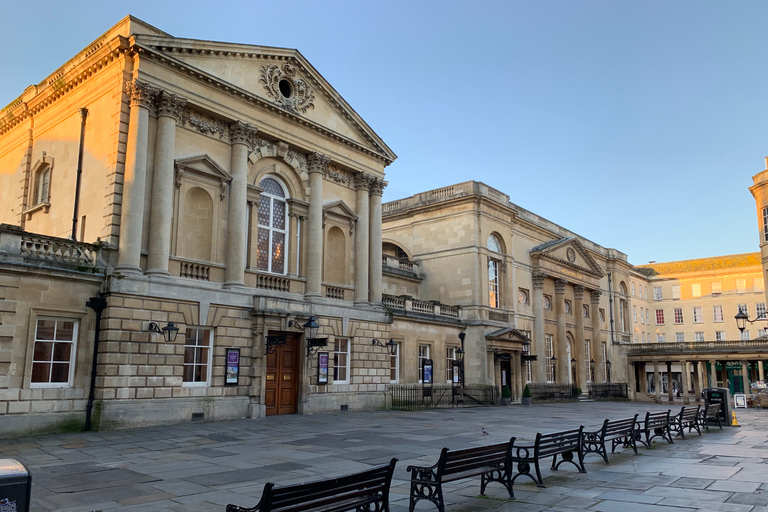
[2, 0, 766, 265]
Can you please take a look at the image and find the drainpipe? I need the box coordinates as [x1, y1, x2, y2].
[71, 107, 88, 240]
[608, 272, 615, 344]
[85, 294, 106, 431]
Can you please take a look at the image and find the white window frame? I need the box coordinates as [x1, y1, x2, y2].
[332, 338, 350, 384]
[741, 330, 751, 341]
[30, 317, 79, 388]
[693, 306, 703, 324]
[545, 335, 555, 383]
[256, 176, 290, 275]
[183, 327, 213, 386]
[653, 286, 662, 300]
[657, 333, 666, 343]
[633, 305, 637, 323]
[757, 303, 767, 320]
[672, 285, 681, 300]
[390, 343, 399, 383]
[715, 331, 725, 342]
[418, 344, 430, 383]
[695, 332, 705, 342]
[488, 258, 500, 308]
[655, 309, 665, 325]
[713, 305, 724, 323]
[675, 332, 685, 343]
[446, 346, 457, 383]
[673, 308, 683, 325]
[691, 283, 701, 298]
[711, 281, 721, 295]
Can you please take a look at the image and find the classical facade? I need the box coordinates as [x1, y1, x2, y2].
[381, 182, 636, 400]
[0, 16, 397, 435]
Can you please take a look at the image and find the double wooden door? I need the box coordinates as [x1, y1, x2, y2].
[265, 334, 299, 415]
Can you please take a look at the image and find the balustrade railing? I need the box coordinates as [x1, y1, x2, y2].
[382, 294, 461, 320]
[179, 262, 210, 281]
[256, 273, 290, 292]
[18, 233, 100, 268]
[627, 339, 768, 354]
[325, 286, 344, 300]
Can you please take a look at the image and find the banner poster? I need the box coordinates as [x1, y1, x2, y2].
[318, 352, 329, 384]
[225, 348, 240, 385]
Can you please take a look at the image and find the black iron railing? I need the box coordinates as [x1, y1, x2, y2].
[388, 384, 496, 411]
[527, 383, 576, 400]
[588, 382, 629, 399]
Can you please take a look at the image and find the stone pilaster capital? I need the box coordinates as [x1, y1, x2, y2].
[229, 121, 258, 147]
[155, 90, 187, 122]
[590, 289, 602, 304]
[369, 178, 387, 196]
[573, 285, 585, 300]
[555, 279, 567, 294]
[532, 272, 547, 289]
[354, 172, 373, 191]
[125, 79, 156, 109]
[308, 151, 331, 175]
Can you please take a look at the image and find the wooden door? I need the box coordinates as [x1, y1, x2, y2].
[265, 334, 299, 415]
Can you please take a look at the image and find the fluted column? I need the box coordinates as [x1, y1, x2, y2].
[146, 91, 186, 276]
[681, 360, 690, 404]
[354, 173, 371, 304]
[306, 152, 329, 298]
[555, 279, 568, 384]
[224, 121, 257, 289]
[368, 178, 386, 304]
[590, 290, 602, 381]
[532, 272, 547, 382]
[574, 285, 586, 390]
[117, 80, 155, 274]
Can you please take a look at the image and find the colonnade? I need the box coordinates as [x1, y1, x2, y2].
[115, 79, 385, 303]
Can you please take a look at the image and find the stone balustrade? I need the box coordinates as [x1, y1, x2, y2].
[382, 293, 461, 320]
[0, 223, 105, 271]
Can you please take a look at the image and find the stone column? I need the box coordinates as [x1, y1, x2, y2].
[368, 178, 386, 304]
[224, 121, 257, 289]
[146, 91, 186, 276]
[288, 212, 299, 277]
[116, 80, 155, 274]
[654, 361, 661, 402]
[628, 362, 637, 401]
[681, 360, 690, 404]
[667, 361, 674, 401]
[574, 285, 586, 390]
[639, 362, 648, 394]
[554, 279, 568, 384]
[759, 360, 765, 382]
[590, 290, 602, 382]
[696, 362, 704, 400]
[305, 152, 329, 298]
[741, 360, 750, 393]
[354, 173, 371, 304]
[532, 272, 547, 382]
[721, 361, 729, 390]
[708, 360, 717, 388]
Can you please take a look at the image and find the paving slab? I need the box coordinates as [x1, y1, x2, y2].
[3, 401, 768, 512]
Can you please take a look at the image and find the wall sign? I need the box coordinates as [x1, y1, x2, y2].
[225, 348, 240, 385]
[734, 393, 747, 408]
[318, 352, 329, 384]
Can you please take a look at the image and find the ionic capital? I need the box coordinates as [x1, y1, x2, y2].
[229, 121, 258, 147]
[555, 279, 567, 294]
[308, 151, 331, 175]
[125, 79, 156, 109]
[155, 90, 187, 122]
[532, 272, 547, 289]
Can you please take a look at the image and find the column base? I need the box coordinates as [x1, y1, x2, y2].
[353, 299, 370, 306]
[145, 268, 171, 278]
[304, 292, 322, 299]
[114, 264, 143, 275]
[224, 280, 246, 290]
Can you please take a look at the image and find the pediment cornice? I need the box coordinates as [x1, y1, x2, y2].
[530, 237, 605, 279]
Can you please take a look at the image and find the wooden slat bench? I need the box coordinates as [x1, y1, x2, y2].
[582, 414, 639, 464]
[509, 426, 586, 496]
[698, 401, 723, 432]
[407, 441, 513, 512]
[636, 410, 673, 448]
[226, 458, 398, 512]
[670, 405, 702, 439]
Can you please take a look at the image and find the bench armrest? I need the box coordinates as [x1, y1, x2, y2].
[407, 447, 446, 481]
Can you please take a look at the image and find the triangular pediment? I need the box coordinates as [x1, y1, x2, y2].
[485, 328, 531, 343]
[175, 154, 231, 181]
[133, 35, 395, 163]
[323, 200, 358, 221]
[530, 237, 605, 279]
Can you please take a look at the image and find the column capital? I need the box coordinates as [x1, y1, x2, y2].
[155, 90, 187, 122]
[354, 172, 373, 191]
[555, 279, 567, 294]
[532, 272, 547, 289]
[229, 121, 258, 147]
[308, 151, 331, 175]
[573, 285, 585, 299]
[125, 79, 156, 109]
[369, 177, 387, 196]
[590, 289, 602, 304]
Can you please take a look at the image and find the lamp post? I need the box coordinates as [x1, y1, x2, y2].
[590, 358, 596, 383]
[606, 360, 612, 383]
[551, 356, 557, 383]
[456, 333, 465, 394]
[570, 357, 577, 397]
[735, 310, 768, 338]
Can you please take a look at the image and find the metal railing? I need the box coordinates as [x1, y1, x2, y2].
[527, 383, 576, 400]
[588, 383, 629, 399]
[388, 383, 496, 410]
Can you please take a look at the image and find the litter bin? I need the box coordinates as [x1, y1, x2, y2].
[703, 387, 732, 426]
[0, 459, 31, 512]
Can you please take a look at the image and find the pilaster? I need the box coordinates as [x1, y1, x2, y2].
[306, 152, 330, 298]
[532, 272, 546, 382]
[354, 173, 371, 304]
[368, 178, 386, 304]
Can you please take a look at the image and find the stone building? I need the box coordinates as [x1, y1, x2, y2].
[0, 16, 397, 434]
[381, 182, 637, 400]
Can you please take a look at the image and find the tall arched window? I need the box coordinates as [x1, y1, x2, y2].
[256, 177, 288, 274]
[487, 234, 502, 308]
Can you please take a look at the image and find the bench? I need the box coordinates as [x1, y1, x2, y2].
[636, 410, 673, 448]
[407, 441, 513, 512]
[509, 426, 586, 495]
[698, 401, 723, 432]
[582, 415, 639, 464]
[670, 405, 701, 439]
[226, 458, 397, 512]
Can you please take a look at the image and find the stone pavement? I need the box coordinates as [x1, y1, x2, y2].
[2, 401, 768, 512]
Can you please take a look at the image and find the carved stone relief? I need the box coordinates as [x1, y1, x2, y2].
[259, 63, 315, 114]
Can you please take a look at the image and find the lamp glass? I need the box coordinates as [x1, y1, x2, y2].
[163, 322, 179, 343]
[735, 311, 748, 332]
[570, 357, 577, 368]
[304, 316, 319, 340]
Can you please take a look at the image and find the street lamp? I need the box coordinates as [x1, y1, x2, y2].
[590, 358, 596, 383]
[606, 360, 612, 383]
[372, 338, 398, 355]
[148, 322, 180, 343]
[551, 356, 557, 383]
[456, 333, 465, 389]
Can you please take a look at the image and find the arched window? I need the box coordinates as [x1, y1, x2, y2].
[487, 234, 502, 308]
[256, 177, 288, 274]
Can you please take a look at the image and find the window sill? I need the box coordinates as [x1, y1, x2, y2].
[23, 202, 50, 219]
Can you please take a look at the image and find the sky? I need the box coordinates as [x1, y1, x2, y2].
[2, 0, 766, 266]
